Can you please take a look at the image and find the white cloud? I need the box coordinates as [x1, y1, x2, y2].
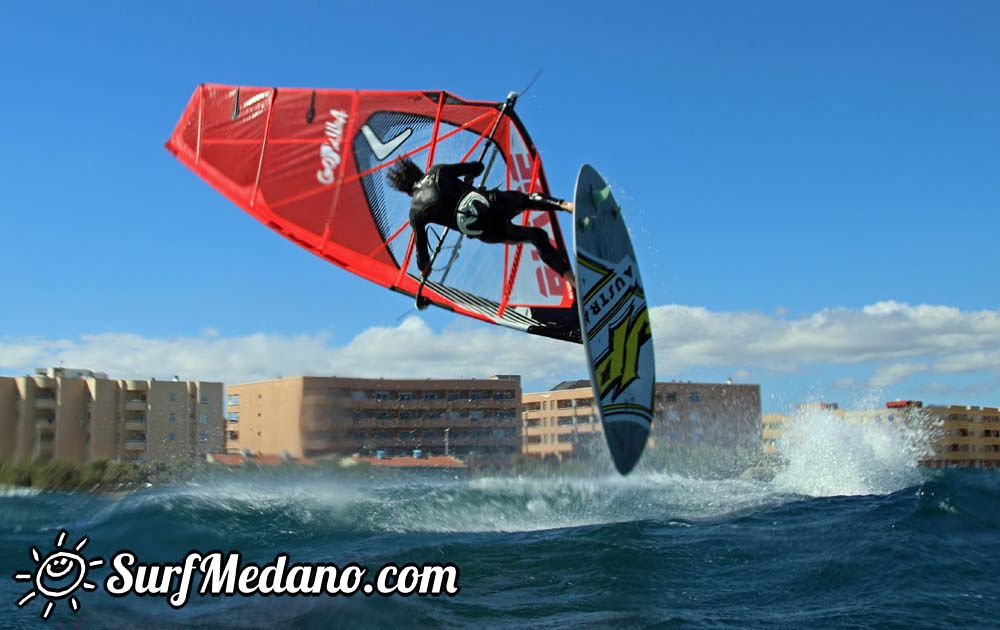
[921, 380, 1000, 397]
[649, 301, 1000, 376]
[867, 363, 929, 387]
[934, 351, 1000, 374]
[0, 318, 579, 385]
[1, 301, 998, 391]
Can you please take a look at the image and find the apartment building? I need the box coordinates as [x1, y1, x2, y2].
[921, 404, 1000, 469]
[523, 380, 762, 463]
[0, 367, 224, 464]
[226, 375, 522, 467]
[522, 381, 601, 461]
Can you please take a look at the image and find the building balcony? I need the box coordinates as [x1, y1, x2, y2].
[33, 376, 55, 388]
[349, 417, 518, 430]
[123, 420, 146, 432]
[34, 397, 57, 410]
[523, 443, 572, 455]
[35, 418, 56, 431]
[526, 424, 599, 437]
[336, 398, 519, 411]
[938, 435, 981, 444]
[124, 380, 148, 392]
[125, 400, 149, 411]
[124, 440, 146, 451]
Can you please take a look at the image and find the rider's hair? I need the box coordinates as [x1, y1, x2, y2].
[386, 157, 424, 195]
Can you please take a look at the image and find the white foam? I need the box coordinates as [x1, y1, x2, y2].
[770, 406, 934, 497]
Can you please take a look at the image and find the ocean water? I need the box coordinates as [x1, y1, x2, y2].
[1, 413, 998, 629]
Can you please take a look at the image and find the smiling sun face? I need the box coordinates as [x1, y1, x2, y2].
[37, 551, 87, 597]
[14, 530, 103, 620]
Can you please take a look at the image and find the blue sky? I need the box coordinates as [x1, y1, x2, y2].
[1, 1, 998, 411]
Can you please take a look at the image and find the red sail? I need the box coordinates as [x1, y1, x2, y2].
[166, 85, 579, 343]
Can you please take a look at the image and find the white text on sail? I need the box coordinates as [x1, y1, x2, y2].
[316, 109, 350, 185]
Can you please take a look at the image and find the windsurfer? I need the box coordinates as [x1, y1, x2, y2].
[387, 157, 575, 285]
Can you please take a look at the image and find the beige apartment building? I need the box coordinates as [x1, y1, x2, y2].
[921, 404, 1000, 469]
[0, 367, 224, 464]
[523, 380, 762, 465]
[522, 381, 601, 460]
[226, 375, 522, 467]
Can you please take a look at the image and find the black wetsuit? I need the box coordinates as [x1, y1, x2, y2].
[409, 161, 570, 276]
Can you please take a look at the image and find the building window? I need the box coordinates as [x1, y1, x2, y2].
[470, 410, 484, 421]
[447, 392, 460, 401]
[470, 391, 483, 401]
[169, 413, 177, 422]
[200, 414, 209, 424]
[351, 390, 367, 401]
[200, 395, 208, 404]
[423, 392, 439, 401]
[400, 411, 412, 420]
[375, 391, 390, 402]
[227, 394, 240, 406]
[169, 393, 177, 402]
[169, 433, 176, 442]
[353, 410, 367, 421]
[228, 412, 240, 423]
[398, 392, 413, 401]
[689, 392, 700, 403]
[424, 430, 437, 439]
[199, 432, 209, 443]
[353, 431, 365, 440]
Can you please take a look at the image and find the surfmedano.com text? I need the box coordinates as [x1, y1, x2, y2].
[106, 551, 460, 607]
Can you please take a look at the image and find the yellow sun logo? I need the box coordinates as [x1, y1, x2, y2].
[13, 529, 103, 620]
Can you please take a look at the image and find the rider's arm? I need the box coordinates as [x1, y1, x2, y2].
[410, 211, 431, 277]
